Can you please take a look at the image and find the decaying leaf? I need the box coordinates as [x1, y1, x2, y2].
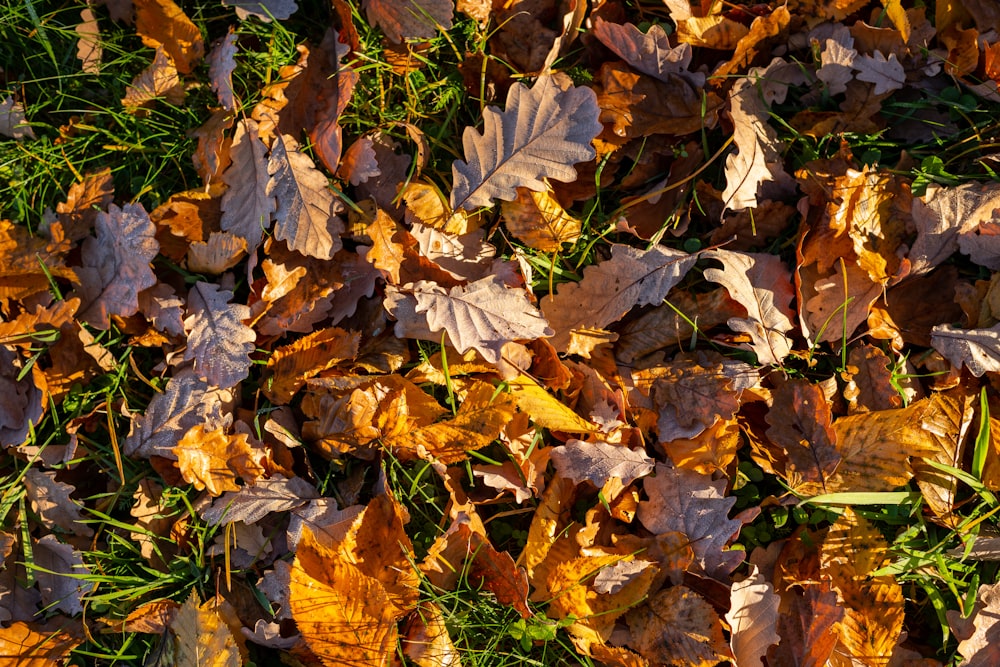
[592, 18, 704, 86]
[501, 186, 581, 252]
[362, 0, 454, 43]
[451, 75, 602, 211]
[75, 7, 102, 74]
[24, 469, 93, 537]
[207, 28, 238, 111]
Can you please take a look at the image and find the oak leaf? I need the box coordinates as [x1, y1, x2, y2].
[637, 462, 744, 578]
[23, 469, 93, 537]
[75, 7, 102, 74]
[187, 231, 247, 275]
[124, 367, 233, 459]
[592, 18, 704, 86]
[221, 119, 274, 253]
[854, 51, 906, 95]
[541, 244, 698, 352]
[726, 565, 780, 667]
[550, 439, 654, 488]
[931, 323, 1000, 377]
[451, 75, 602, 211]
[337, 136, 380, 185]
[55, 168, 113, 242]
[386, 277, 552, 364]
[207, 29, 238, 110]
[0, 347, 45, 449]
[362, 0, 454, 43]
[134, 0, 204, 74]
[32, 535, 94, 617]
[170, 592, 241, 667]
[75, 203, 159, 328]
[223, 0, 298, 21]
[703, 249, 796, 365]
[184, 282, 256, 389]
[202, 475, 319, 525]
[173, 425, 264, 496]
[267, 134, 344, 260]
[0, 96, 34, 140]
[957, 582, 1000, 664]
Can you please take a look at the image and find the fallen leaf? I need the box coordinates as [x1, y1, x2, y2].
[183, 282, 256, 390]
[134, 0, 204, 74]
[75, 7, 102, 74]
[201, 475, 319, 525]
[23, 469, 94, 537]
[592, 18, 704, 86]
[170, 591, 241, 667]
[267, 133, 344, 260]
[932, 323, 1000, 377]
[173, 425, 264, 496]
[386, 277, 553, 364]
[187, 231, 247, 274]
[765, 378, 842, 495]
[766, 584, 844, 667]
[337, 136, 380, 185]
[451, 75, 602, 210]
[223, 0, 299, 22]
[401, 602, 462, 667]
[703, 249, 796, 366]
[207, 28, 238, 111]
[75, 203, 159, 328]
[726, 565, 780, 667]
[541, 244, 698, 352]
[0, 622, 81, 666]
[957, 582, 1000, 664]
[264, 327, 359, 404]
[31, 535, 94, 616]
[362, 0, 454, 43]
[854, 50, 905, 95]
[501, 185, 581, 251]
[0, 96, 34, 140]
[0, 347, 45, 449]
[549, 439, 654, 487]
[625, 586, 732, 666]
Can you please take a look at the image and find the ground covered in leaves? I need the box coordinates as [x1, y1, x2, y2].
[6, 0, 1000, 665]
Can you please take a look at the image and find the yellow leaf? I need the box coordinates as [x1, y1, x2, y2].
[170, 592, 240, 667]
[402, 602, 462, 667]
[881, 0, 911, 42]
[507, 373, 598, 433]
[402, 181, 474, 235]
[501, 186, 581, 252]
[173, 425, 264, 496]
[264, 327, 360, 404]
[0, 622, 81, 666]
[290, 527, 400, 667]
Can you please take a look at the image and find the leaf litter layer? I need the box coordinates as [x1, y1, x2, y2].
[5, 0, 1000, 665]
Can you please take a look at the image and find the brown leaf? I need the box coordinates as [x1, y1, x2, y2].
[0, 347, 44, 450]
[267, 134, 344, 260]
[23, 469, 93, 537]
[931, 323, 1000, 377]
[637, 462, 744, 578]
[187, 231, 246, 274]
[337, 136, 380, 185]
[767, 584, 844, 667]
[183, 282, 256, 389]
[726, 565, 780, 667]
[362, 0, 454, 43]
[451, 75, 602, 211]
[207, 28, 238, 110]
[75, 203, 159, 328]
[702, 249, 796, 366]
[401, 603, 462, 667]
[0, 622, 81, 666]
[201, 475, 319, 526]
[766, 378, 841, 496]
[134, 0, 204, 74]
[957, 582, 1000, 663]
[0, 96, 34, 140]
[32, 535, 94, 616]
[403, 181, 474, 235]
[55, 168, 113, 242]
[222, 0, 299, 21]
[592, 18, 704, 86]
[625, 586, 731, 666]
[0, 220, 74, 301]
[541, 244, 698, 352]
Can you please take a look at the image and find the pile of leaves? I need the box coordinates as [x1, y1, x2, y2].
[7, 0, 1000, 664]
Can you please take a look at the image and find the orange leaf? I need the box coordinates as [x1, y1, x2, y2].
[264, 327, 360, 404]
[134, 0, 204, 74]
[0, 622, 81, 666]
[173, 425, 264, 496]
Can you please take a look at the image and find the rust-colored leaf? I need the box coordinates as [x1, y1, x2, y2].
[134, 0, 204, 74]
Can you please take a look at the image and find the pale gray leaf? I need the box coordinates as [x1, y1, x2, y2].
[24, 470, 93, 537]
[223, 0, 298, 21]
[184, 282, 256, 389]
[201, 476, 320, 525]
[389, 277, 553, 364]
[267, 133, 344, 260]
[592, 559, 657, 595]
[726, 565, 780, 667]
[32, 535, 94, 616]
[931, 323, 1000, 377]
[549, 439, 654, 487]
[76, 203, 159, 328]
[221, 119, 274, 252]
[592, 18, 704, 86]
[451, 75, 602, 210]
[0, 96, 34, 140]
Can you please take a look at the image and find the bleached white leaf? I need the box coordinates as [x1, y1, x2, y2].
[386, 277, 553, 364]
[549, 439, 654, 487]
[184, 282, 256, 389]
[451, 75, 602, 211]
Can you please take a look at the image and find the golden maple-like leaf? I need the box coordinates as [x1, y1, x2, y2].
[173, 425, 264, 496]
[264, 327, 360, 404]
[290, 527, 401, 667]
[385, 381, 517, 463]
[170, 592, 241, 667]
